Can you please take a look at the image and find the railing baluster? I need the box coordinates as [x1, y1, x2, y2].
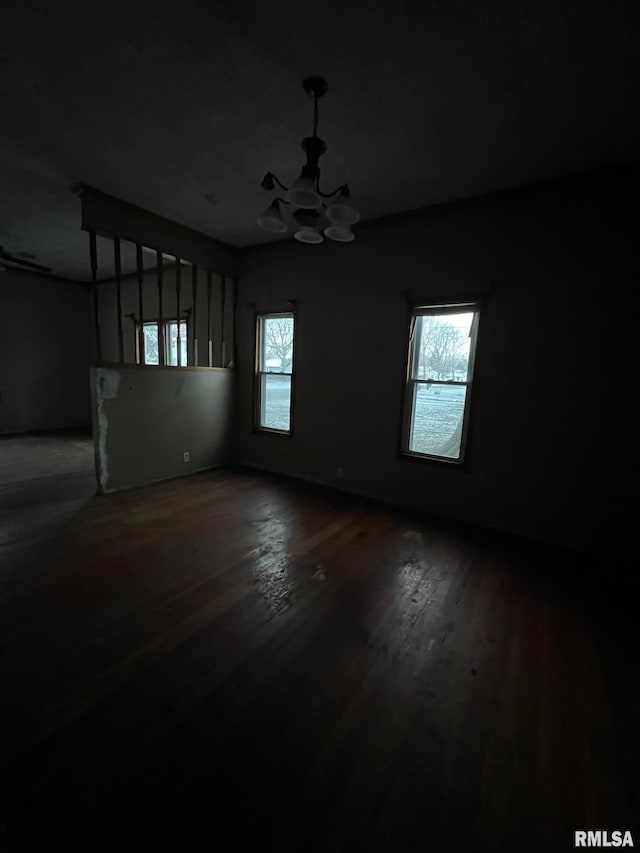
[192, 264, 198, 366]
[231, 276, 237, 368]
[220, 275, 227, 367]
[176, 258, 182, 366]
[89, 230, 102, 361]
[136, 244, 144, 364]
[157, 251, 165, 366]
[114, 237, 124, 363]
[207, 270, 213, 367]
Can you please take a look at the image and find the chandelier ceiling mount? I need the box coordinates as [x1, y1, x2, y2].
[257, 76, 359, 244]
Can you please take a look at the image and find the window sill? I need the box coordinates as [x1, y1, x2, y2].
[398, 450, 466, 467]
[253, 427, 293, 438]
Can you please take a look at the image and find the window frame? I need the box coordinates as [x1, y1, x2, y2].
[400, 301, 480, 465]
[138, 317, 189, 367]
[253, 311, 296, 436]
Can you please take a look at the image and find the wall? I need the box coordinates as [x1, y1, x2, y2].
[92, 364, 235, 493]
[0, 269, 92, 433]
[236, 171, 636, 566]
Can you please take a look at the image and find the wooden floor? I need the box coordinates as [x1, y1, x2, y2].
[1, 457, 638, 851]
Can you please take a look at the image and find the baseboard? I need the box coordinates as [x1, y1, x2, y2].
[0, 425, 93, 439]
[97, 460, 235, 495]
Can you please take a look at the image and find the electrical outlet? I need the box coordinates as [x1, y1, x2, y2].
[336, 467, 343, 479]
[183, 452, 190, 463]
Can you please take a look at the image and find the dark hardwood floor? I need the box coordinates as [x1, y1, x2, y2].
[1, 461, 638, 851]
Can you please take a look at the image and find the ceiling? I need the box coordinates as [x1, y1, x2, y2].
[1, 0, 638, 281]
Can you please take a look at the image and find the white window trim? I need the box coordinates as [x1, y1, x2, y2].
[255, 311, 295, 435]
[140, 318, 189, 367]
[401, 302, 480, 464]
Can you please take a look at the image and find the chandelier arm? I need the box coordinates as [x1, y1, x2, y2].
[317, 183, 348, 199]
[269, 172, 289, 192]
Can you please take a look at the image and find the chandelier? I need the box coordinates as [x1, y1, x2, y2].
[257, 76, 360, 244]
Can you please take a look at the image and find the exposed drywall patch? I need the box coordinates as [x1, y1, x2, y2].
[95, 368, 121, 492]
[97, 369, 122, 400]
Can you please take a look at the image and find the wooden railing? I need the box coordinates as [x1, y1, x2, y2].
[87, 229, 235, 368]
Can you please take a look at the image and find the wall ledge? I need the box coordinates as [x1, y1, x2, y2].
[95, 361, 235, 374]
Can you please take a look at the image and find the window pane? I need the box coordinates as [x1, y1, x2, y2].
[143, 324, 159, 365]
[414, 312, 474, 381]
[409, 383, 467, 459]
[167, 321, 188, 366]
[260, 374, 292, 431]
[261, 316, 294, 373]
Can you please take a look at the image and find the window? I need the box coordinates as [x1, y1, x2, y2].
[402, 303, 479, 463]
[141, 320, 187, 367]
[255, 313, 295, 433]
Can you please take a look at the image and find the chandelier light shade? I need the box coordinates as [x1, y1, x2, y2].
[286, 171, 322, 209]
[257, 76, 359, 244]
[326, 186, 360, 225]
[324, 224, 355, 242]
[257, 199, 288, 233]
[294, 227, 324, 244]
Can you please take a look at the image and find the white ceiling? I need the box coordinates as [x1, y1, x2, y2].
[1, 0, 638, 280]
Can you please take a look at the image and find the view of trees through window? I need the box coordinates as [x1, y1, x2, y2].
[415, 314, 472, 381]
[263, 317, 294, 373]
[408, 310, 476, 460]
[258, 314, 294, 432]
[143, 323, 159, 365]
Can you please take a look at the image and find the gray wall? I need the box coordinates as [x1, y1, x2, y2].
[0, 269, 92, 433]
[236, 173, 636, 565]
[92, 364, 235, 493]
